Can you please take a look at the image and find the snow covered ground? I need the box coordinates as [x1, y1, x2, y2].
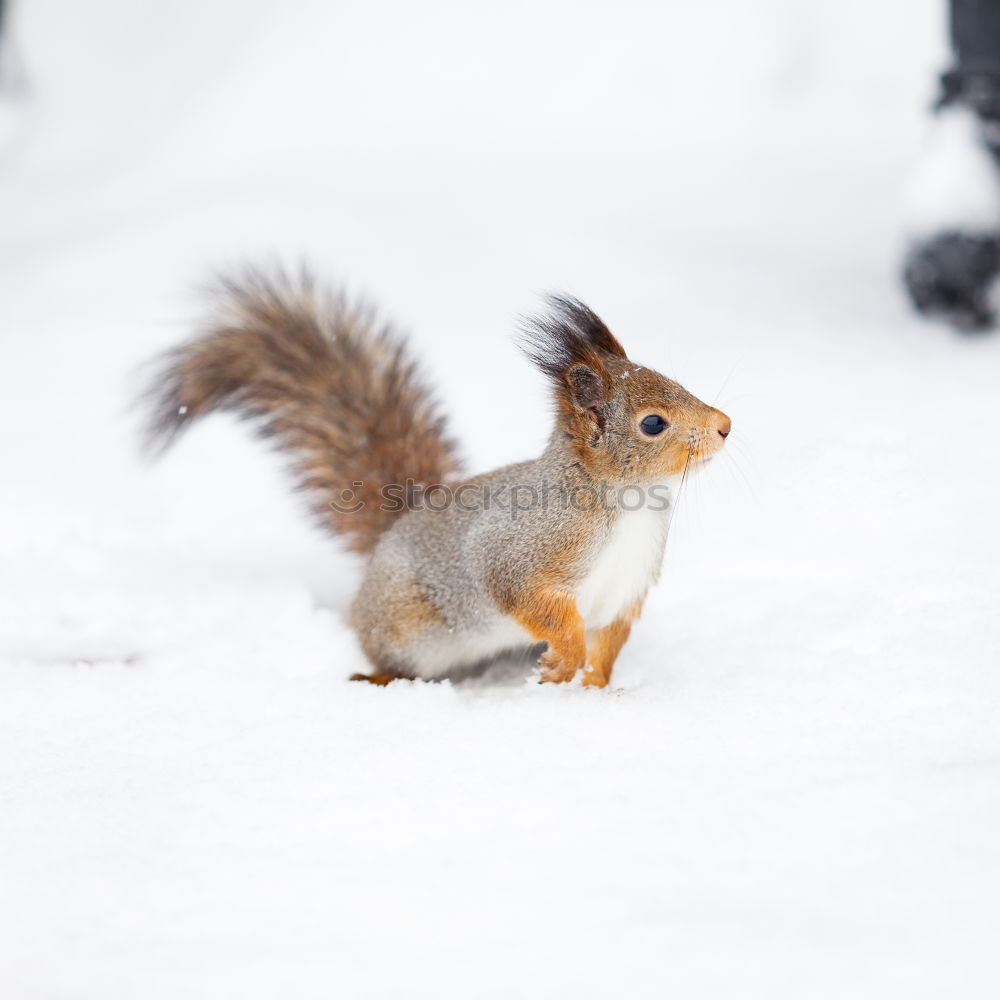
[2, 1, 999, 996]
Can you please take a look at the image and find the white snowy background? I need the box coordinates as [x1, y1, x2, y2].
[2, 1, 998, 996]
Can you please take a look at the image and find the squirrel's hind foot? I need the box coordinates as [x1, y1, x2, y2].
[349, 670, 411, 686]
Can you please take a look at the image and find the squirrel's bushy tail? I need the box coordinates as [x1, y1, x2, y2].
[144, 268, 461, 554]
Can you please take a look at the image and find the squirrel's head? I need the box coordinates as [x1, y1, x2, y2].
[522, 296, 731, 485]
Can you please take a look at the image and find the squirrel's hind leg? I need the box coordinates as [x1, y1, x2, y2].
[349, 570, 445, 683]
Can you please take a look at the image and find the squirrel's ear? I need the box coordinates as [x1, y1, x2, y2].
[566, 363, 611, 443]
[519, 294, 623, 443]
[566, 363, 606, 411]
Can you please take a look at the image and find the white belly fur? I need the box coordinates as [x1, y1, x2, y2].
[574, 483, 676, 630]
[410, 614, 534, 679]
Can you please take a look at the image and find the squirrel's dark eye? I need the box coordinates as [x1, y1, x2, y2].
[640, 414, 669, 436]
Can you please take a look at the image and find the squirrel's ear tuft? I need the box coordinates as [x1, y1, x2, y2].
[519, 294, 627, 388]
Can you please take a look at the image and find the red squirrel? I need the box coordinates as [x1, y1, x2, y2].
[145, 270, 731, 687]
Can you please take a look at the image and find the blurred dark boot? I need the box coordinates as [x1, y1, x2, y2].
[0, 0, 27, 97]
[903, 231, 1000, 331]
[902, 0, 1000, 333]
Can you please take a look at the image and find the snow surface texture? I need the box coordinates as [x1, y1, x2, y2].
[2, 1, 999, 997]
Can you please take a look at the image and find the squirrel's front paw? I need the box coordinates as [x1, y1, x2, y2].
[538, 648, 584, 684]
[581, 663, 610, 688]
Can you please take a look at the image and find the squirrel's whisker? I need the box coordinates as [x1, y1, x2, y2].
[711, 357, 745, 407]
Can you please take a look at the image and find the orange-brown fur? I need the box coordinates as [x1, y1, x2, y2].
[583, 599, 644, 688]
[510, 588, 588, 684]
[349, 670, 412, 685]
[380, 580, 442, 644]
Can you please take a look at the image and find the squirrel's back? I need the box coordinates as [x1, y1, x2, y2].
[144, 269, 461, 554]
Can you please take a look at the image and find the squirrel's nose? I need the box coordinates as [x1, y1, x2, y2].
[715, 413, 732, 439]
